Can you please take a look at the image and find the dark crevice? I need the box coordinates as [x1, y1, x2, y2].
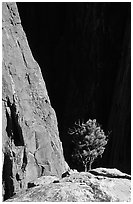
[2, 153, 15, 201]
[16, 173, 21, 181]
[6, 98, 24, 146]
[25, 73, 31, 85]
[27, 182, 36, 188]
[41, 166, 45, 176]
[21, 147, 27, 172]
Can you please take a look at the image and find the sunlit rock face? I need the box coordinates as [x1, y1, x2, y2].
[2, 2, 67, 200]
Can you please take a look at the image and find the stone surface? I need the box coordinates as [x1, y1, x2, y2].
[2, 2, 67, 200]
[6, 168, 131, 202]
[89, 167, 131, 179]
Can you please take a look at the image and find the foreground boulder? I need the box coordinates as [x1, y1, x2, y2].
[6, 168, 131, 202]
[2, 2, 67, 200]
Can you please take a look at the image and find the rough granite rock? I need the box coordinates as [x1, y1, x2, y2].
[2, 2, 67, 200]
[6, 168, 131, 202]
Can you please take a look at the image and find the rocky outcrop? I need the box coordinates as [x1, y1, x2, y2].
[6, 168, 131, 202]
[2, 2, 67, 200]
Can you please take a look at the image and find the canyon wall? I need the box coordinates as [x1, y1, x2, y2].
[2, 2, 67, 200]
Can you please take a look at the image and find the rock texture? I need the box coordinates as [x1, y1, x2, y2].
[2, 2, 67, 200]
[6, 168, 131, 202]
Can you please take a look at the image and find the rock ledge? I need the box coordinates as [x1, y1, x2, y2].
[6, 168, 131, 202]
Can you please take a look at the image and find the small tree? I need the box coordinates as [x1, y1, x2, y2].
[69, 119, 108, 172]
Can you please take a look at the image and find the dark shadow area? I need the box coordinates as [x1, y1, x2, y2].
[2, 153, 15, 201]
[21, 147, 27, 172]
[17, 2, 131, 174]
[27, 182, 37, 188]
[6, 98, 24, 146]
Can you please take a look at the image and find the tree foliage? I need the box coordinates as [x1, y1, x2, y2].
[69, 119, 108, 172]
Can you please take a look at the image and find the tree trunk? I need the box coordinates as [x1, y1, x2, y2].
[84, 164, 88, 172]
[88, 162, 92, 171]
[84, 159, 92, 172]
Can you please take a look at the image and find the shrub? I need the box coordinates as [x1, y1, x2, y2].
[68, 119, 108, 172]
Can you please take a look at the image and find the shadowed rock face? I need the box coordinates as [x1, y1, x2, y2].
[17, 3, 131, 174]
[2, 2, 67, 200]
[6, 168, 131, 202]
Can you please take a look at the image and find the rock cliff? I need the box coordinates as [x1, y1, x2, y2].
[6, 168, 131, 202]
[2, 2, 67, 200]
